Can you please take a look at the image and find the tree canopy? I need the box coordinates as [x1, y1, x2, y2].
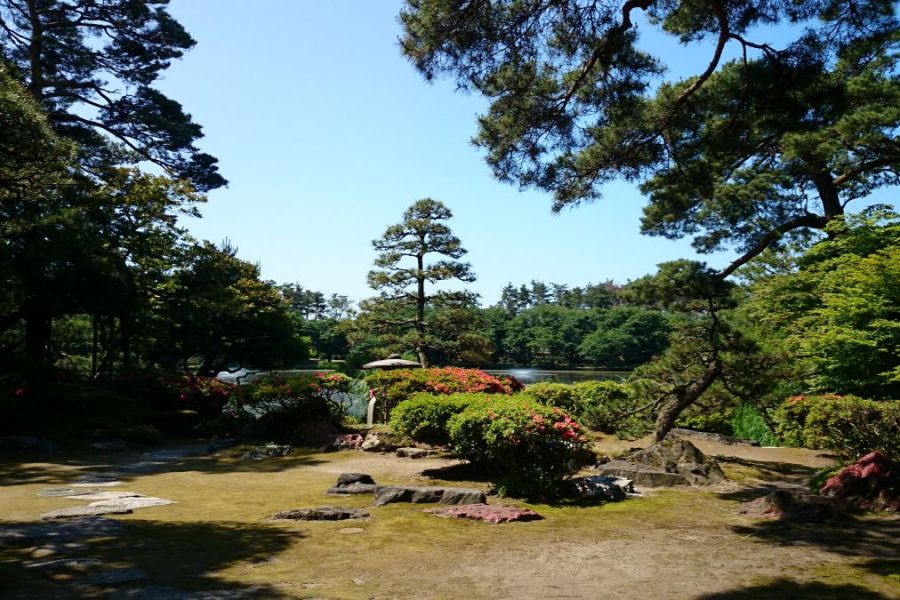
[365, 198, 477, 366]
[400, 0, 899, 275]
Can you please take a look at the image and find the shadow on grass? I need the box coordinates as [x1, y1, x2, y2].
[695, 579, 894, 599]
[0, 444, 328, 488]
[717, 455, 820, 486]
[420, 461, 493, 485]
[0, 518, 296, 598]
[731, 514, 900, 581]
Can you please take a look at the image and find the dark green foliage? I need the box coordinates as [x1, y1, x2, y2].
[400, 1, 900, 274]
[364, 199, 478, 367]
[0, 0, 224, 190]
[448, 397, 589, 499]
[729, 403, 778, 447]
[574, 380, 637, 434]
[120, 424, 163, 446]
[389, 392, 482, 446]
[772, 395, 820, 447]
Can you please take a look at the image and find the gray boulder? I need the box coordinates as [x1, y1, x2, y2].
[241, 443, 292, 460]
[361, 430, 405, 452]
[335, 473, 375, 486]
[327, 473, 377, 495]
[396, 447, 432, 459]
[596, 438, 725, 487]
[372, 485, 486, 506]
[272, 507, 370, 521]
[565, 475, 635, 502]
[739, 488, 841, 522]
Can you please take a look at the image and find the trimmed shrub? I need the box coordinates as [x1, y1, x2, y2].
[803, 396, 900, 461]
[390, 392, 484, 446]
[772, 394, 830, 447]
[522, 382, 579, 411]
[366, 367, 519, 422]
[573, 380, 634, 433]
[448, 397, 590, 499]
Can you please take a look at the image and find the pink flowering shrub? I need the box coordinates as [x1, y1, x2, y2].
[233, 371, 353, 421]
[448, 396, 590, 499]
[113, 371, 235, 418]
[366, 367, 522, 422]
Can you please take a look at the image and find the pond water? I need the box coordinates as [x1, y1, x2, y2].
[486, 369, 630, 385]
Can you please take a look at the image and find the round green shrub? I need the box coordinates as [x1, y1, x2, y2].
[522, 382, 579, 411]
[572, 380, 633, 433]
[802, 395, 900, 460]
[448, 397, 589, 499]
[389, 392, 483, 446]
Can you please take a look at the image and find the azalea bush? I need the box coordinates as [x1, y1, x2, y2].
[232, 371, 352, 421]
[523, 380, 640, 435]
[389, 392, 484, 446]
[366, 367, 522, 422]
[448, 396, 590, 499]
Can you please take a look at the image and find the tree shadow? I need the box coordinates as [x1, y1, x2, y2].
[420, 461, 493, 485]
[0, 518, 297, 598]
[0, 444, 328, 488]
[731, 514, 900, 580]
[695, 579, 895, 599]
[717, 455, 820, 486]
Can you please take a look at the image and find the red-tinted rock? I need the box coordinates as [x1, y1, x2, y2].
[425, 503, 543, 523]
[820, 452, 900, 512]
[739, 488, 840, 522]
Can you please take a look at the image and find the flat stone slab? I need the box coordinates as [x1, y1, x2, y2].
[335, 473, 375, 486]
[395, 447, 433, 459]
[426, 503, 543, 523]
[0, 518, 124, 545]
[89, 496, 175, 510]
[26, 557, 103, 570]
[272, 507, 370, 521]
[41, 505, 134, 520]
[39, 487, 106, 498]
[596, 460, 689, 487]
[86, 568, 150, 585]
[372, 485, 486, 506]
[326, 482, 376, 495]
[68, 491, 143, 502]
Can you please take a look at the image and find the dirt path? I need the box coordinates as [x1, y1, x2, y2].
[1, 440, 898, 599]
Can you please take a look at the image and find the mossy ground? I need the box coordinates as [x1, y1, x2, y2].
[1, 439, 898, 599]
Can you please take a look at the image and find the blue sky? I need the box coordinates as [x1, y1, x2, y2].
[158, 1, 893, 306]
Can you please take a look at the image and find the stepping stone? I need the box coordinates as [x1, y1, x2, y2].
[41, 505, 133, 520]
[0, 518, 123, 545]
[88, 496, 175, 511]
[26, 557, 103, 570]
[372, 485, 486, 506]
[39, 487, 106, 497]
[327, 473, 377, 495]
[565, 475, 636, 502]
[272, 507, 370, 521]
[426, 503, 543, 523]
[339, 527, 365, 534]
[86, 568, 150, 585]
[396, 447, 431, 459]
[72, 473, 122, 486]
[68, 491, 144, 501]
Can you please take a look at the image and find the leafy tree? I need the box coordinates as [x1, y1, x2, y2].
[400, 0, 899, 275]
[578, 306, 671, 367]
[626, 260, 775, 440]
[157, 242, 308, 375]
[366, 198, 476, 366]
[743, 207, 900, 398]
[0, 0, 224, 190]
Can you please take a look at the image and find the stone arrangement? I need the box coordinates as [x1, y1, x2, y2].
[596, 438, 725, 487]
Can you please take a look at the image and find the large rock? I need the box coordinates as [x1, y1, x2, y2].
[361, 430, 406, 452]
[272, 507, 370, 521]
[426, 504, 543, 523]
[596, 438, 725, 487]
[326, 473, 377, 496]
[739, 488, 841, 522]
[372, 485, 486, 506]
[396, 447, 433, 459]
[595, 460, 690, 487]
[565, 475, 635, 502]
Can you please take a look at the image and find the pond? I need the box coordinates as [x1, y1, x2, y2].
[486, 369, 631, 385]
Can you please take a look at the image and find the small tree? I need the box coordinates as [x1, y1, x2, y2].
[366, 198, 476, 367]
